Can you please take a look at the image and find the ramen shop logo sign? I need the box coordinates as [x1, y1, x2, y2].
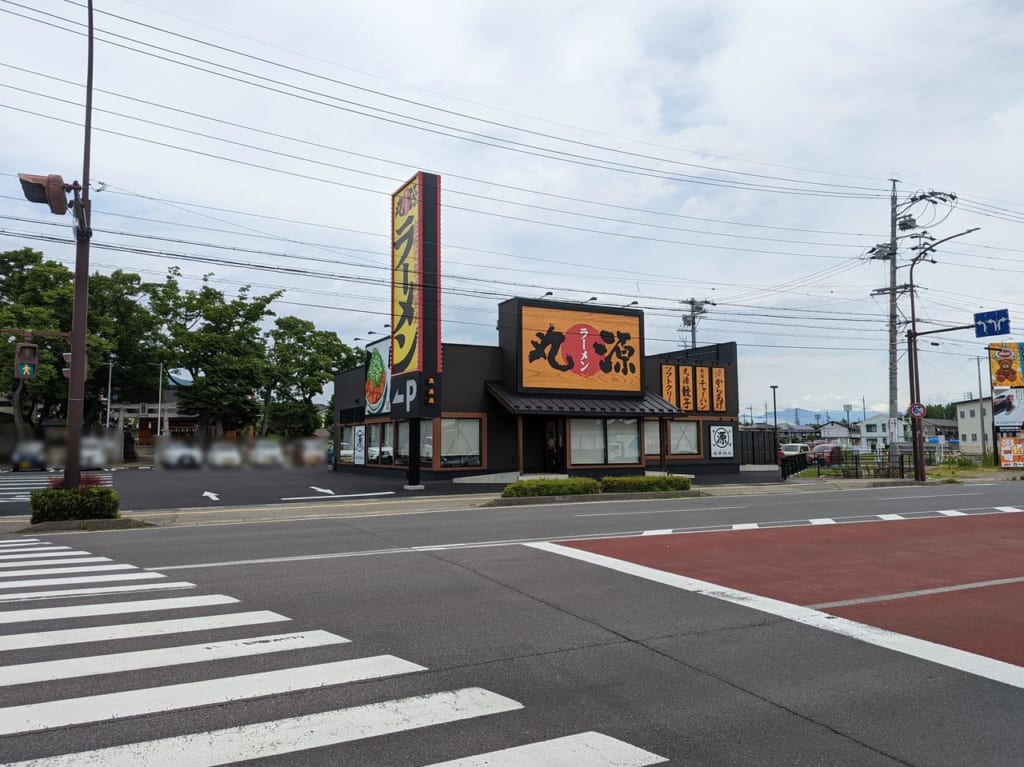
[528, 323, 637, 377]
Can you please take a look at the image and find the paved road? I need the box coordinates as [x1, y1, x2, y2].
[1, 483, 1022, 764]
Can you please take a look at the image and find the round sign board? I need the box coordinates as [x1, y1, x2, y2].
[909, 403, 926, 418]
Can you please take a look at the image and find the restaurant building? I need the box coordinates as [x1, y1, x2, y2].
[333, 297, 741, 482]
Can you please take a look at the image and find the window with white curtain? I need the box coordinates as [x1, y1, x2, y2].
[644, 420, 661, 456]
[607, 419, 640, 464]
[570, 419, 605, 465]
[395, 422, 410, 465]
[440, 418, 481, 467]
[670, 421, 699, 454]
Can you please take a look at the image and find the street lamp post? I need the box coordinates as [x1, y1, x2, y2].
[770, 385, 779, 455]
[907, 227, 980, 481]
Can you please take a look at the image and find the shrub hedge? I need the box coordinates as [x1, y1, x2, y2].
[600, 475, 691, 493]
[30, 488, 120, 524]
[500, 478, 601, 497]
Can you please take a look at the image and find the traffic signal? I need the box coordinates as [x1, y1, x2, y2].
[14, 343, 38, 379]
[17, 173, 69, 216]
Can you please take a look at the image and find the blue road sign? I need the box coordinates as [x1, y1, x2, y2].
[975, 309, 1010, 338]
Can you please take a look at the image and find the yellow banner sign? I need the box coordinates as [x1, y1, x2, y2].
[696, 367, 711, 411]
[391, 176, 422, 375]
[521, 306, 642, 392]
[990, 342, 1024, 388]
[712, 367, 727, 412]
[661, 365, 677, 405]
[678, 366, 694, 411]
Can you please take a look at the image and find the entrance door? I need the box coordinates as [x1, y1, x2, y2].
[545, 418, 566, 473]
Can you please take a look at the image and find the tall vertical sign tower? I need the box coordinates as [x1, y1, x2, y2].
[391, 172, 442, 484]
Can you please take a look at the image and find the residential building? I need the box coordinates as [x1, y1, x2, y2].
[953, 396, 994, 457]
[856, 414, 909, 453]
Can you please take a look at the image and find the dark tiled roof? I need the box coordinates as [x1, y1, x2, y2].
[486, 382, 683, 417]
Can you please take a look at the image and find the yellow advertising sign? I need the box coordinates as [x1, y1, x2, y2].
[678, 366, 694, 411]
[696, 367, 711, 411]
[989, 342, 1024, 388]
[520, 306, 642, 392]
[712, 367, 727, 412]
[660, 365, 677, 406]
[391, 176, 422, 375]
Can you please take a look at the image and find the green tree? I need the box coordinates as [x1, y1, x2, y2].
[258, 315, 357, 435]
[144, 269, 280, 439]
[266, 401, 321, 438]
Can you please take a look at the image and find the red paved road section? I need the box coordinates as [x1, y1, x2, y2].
[565, 513, 1024, 666]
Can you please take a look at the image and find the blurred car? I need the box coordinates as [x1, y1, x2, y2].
[11, 441, 46, 472]
[809, 443, 844, 466]
[79, 437, 107, 471]
[206, 441, 243, 468]
[158, 441, 204, 469]
[777, 443, 809, 462]
[294, 437, 327, 467]
[249, 439, 285, 468]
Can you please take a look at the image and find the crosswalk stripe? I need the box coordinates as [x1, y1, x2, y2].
[423, 731, 668, 766]
[0, 655, 426, 736]
[641, 529, 672, 536]
[0, 610, 289, 651]
[1, 687, 522, 767]
[0, 572, 164, 590]
[0, 550, 91, 561]
[877, 514, 904, 521]
[809, 518, 836, 525]
[995, 505, 1024, 513]
[0, 630, 350, 687]
[0, 539, 42, 546]
[0, 543, 55, 550]
[732, 523, 759, 530]
[0, 557, 111, 570]
[0, 563, 137, 578]
[936, 509, 966, 516]
[0, 594, 238, 625]
[0, 582, 196, 603]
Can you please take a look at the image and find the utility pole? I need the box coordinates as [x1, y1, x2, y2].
[976, 356, 987, 465]
[680, 298, 715, 349]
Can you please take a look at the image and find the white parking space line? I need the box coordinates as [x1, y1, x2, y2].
[0, 656, 426, 736]
[0, 594, 238, 625]
[936, 509, 966, 516]
[809, 518, 836, 525]
[0, 582, 196, 603]
[528, 542, 1024, 691]
[424, 731, 668, 766]
[877, 514, 905, 521]
[0, 572, 164, 590]
[0, 551, 94, 561]
[995, 506, 1024, 513]
[280, 491, 396, 501]
[0, 630, 349, 687]
[1, 687, 522, 767]
[0, 557, 111, 569]
[0, 564, 135, 578]
[0, 611, 290, 651]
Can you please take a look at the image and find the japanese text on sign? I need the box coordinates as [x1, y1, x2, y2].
[696, 367, 711, 411]
[661, 365, 677, 406]
[520, 306, 642, 392]
[678, 366, 694, 411]
[391, 177, 422, 374]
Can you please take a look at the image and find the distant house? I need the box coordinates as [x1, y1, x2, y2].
[952, 397, 994, 456]
[856, 414, 909, 452]
[818, 421, 851, 443]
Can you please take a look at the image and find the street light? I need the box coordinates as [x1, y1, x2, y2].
[907, 226, 980, 481]
[15, 0, 95, 490]
[770, 385, 779, 455]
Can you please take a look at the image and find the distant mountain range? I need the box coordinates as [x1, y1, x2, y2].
[742, 407, 883, 426]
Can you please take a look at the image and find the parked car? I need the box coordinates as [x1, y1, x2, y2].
[249, 439, 285, 468]
[809, 443, 844, 466]
[79, 437, 107, 471]
[777, 443, 810, 462]
[11, 441, 46, 472]
[294, 437, 327, 468]
[158, 441, 204, 469]
[206, 441, 243, 468]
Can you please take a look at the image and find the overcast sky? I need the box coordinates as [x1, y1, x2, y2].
[1, 0, 1022, 420]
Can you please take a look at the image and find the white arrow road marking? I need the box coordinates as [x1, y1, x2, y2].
[202, 491, 220, 501]
[309, 486, 335, 495]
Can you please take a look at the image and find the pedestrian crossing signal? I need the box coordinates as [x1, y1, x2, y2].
[14, 343, 38, 379]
